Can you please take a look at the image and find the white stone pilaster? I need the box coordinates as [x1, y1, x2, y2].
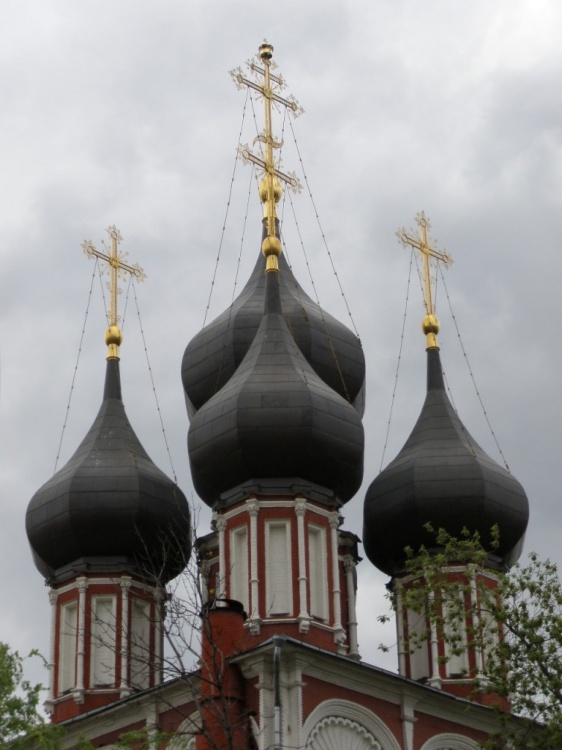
[395, 583, 408, 677]
[400, 694, 418, 750]
[329, 513, 345, 650]
[247, 498, 261, 634]
[74, 577, 88, 702]
[295, 499, 311, 634]
[216, 517, 227, 600]
[45, 589, 58, 713]
[428, 591, 442, 689]
[154, 587, 164, 685]
[119, 576, 132, 698]
[343, 556, 359, 658]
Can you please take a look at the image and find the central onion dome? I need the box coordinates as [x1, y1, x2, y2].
[26, 358, 191, 584]
[363, 348, 529, 575]
[182, 226, 366, 420]
[187, 260, 365, 508]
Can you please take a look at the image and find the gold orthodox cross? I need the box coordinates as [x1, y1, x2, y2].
[230, 42, 303, 272]
[396, 212, 453, 349]
[81, 225, 146, 358]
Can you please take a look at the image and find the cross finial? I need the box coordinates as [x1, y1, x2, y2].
[396, 211, 453, 349]
[230, 43, 304, 273]
[81, 226, 146, 358]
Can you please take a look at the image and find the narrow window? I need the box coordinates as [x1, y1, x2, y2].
[444, 594, 469, 677]
[130, 598, 151, 690]
[407, 607, 430, 681]
[90, 596, 116, 687]
[230, 525, 249, 612]
[308, 525, 328, 620]
[266, 521, 292, 616]
[58, 601, 77, 694]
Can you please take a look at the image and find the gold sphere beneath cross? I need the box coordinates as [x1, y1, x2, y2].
[105, 324, 123, 347]
[262, 235, 282, 259]
[422, 314, 440, 336]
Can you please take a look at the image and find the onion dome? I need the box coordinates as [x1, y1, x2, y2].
[26, 358, 191, 585]
[181, 225, 366, 419]
[188, 267, 364, 508]
[363, 348, 529, 576]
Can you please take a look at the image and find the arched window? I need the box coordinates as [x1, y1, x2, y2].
[420, 734, 479, 750]
[302, 699, 401, 750]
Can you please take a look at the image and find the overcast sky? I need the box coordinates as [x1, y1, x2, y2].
[1, 1, 561, 690]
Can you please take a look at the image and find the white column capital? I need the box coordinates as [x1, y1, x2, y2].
[216, 517, 227, 533]
[328, 512, 340, 530]
[246, 497, 260, 517]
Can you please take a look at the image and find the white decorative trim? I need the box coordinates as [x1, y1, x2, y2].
[428, 591, 441, 689]
[296, 499, 311, 633]
[265, 519, 293, 616]
[302, 699, 401, 750]
[395, 584, 407, 677]
[74, 577, 88, 702]
[329, 513, 345, 649]
[221, 497, 336, 519]
[120, 576, 132, 697]
[167, 711, 201, 750]
[247, 497, 261, 632]
[216, 517, 227, 600]
[46, 589, 58, 710]
[419, 734, 479, 750]
[229, 523, 249, 612]
[308, 716, 380, 749]
[401, 693, 419, 750]
[343, 555, 359, 659]
[309, 523, 328, 622]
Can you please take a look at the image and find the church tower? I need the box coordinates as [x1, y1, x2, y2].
[363, 212, 529, 704]
[26, 228, 191, 723]
[182, 43, 365, 659]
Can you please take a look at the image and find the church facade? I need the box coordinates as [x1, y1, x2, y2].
[25, 44, 529, 750]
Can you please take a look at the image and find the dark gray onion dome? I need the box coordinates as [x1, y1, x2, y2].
[26, 359, 191, 585]
[181, 225, 365, 420]
[188, 269, 364, 508]
[363, 348, 529, 576]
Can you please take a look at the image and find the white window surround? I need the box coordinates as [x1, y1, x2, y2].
[265, 519, 293, 616]
[130, 597, 151, 690]
[90, 595, 116, 688]
[302, 699, 401, 750]
[308, 523, 328, 621]
[229, 524, 249, 612]
[419, 734, 479, 750]
[406, 606, 430, 681]
[167, 713, 200, 750]
[58, 600, 78, 694]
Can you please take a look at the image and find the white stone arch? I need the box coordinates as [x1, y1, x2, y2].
[420, 734, 480, 750]
[302, 698, 401, 750]
[167, 711, 200, 750]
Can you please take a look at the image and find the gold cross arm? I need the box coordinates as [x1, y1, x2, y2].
[81, 225, 146, 358]
[82, 241, 146, 281]
[396, 212, 453, 349]
[230, 68, 304, 117]
[238, 145, 302, 192]
[395, 227, 453, 266]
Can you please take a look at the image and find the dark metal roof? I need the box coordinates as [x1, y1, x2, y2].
[188, 268, 364, 508]
[26, 359, 191, 584]
[363, 348, 529, 575]
[181, 224, 366, 419]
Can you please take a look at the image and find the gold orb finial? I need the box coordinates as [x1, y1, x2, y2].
[262, 234, 282, 272]
[422, 314, 440, 336]
[105, 324, 123, 358]
[259, 42, 274, 60]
